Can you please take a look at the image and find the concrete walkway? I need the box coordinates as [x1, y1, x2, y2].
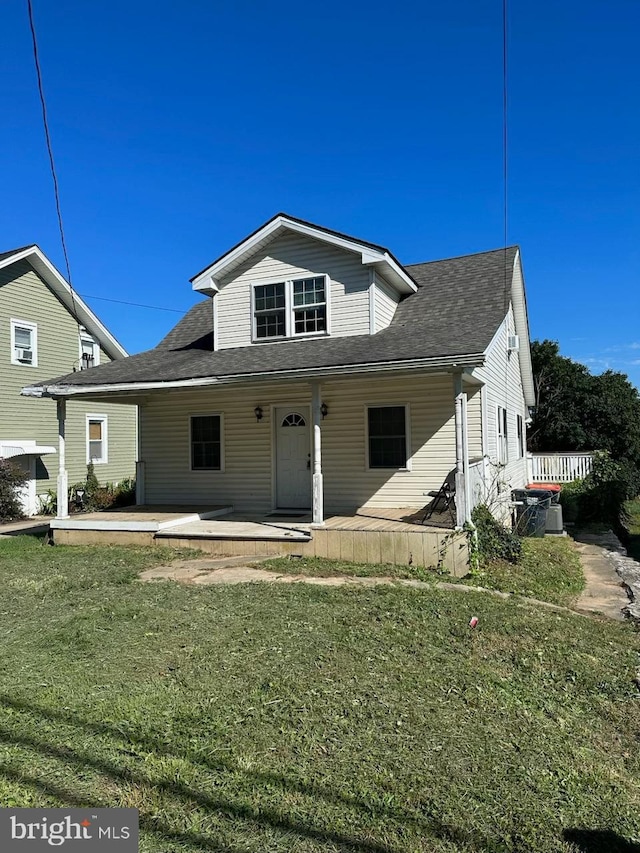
[0, 517, 50, 538]
[573, 533, 630, 621]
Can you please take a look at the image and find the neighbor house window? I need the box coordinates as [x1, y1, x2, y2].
[86, 415, 108, 464]
[252, 276, 328, 340]
[367, 405, 410, 469]
[10, 319, 37, 366]
[497, 406, 508, 464]
[516, 414, 524, 459]
[190, 415, 223, 470]
[79, 333, 100, 369]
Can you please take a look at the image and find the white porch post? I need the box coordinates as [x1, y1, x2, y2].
[56, 398, 69, 519]
[135, 404, 145, 505]
[311, 381, 324, 526]
[453, 374, 470, 528]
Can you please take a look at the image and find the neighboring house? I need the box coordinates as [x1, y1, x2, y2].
[1, 245, 137, 515]
[23, 214, 536, 527]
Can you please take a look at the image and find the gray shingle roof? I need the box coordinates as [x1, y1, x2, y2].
[27, 245, 519, 391]
[0, 245, 37, 263]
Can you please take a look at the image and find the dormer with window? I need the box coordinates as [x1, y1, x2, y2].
[190, 214, 416, 350]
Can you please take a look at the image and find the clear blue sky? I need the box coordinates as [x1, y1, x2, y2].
[2, 0, 639, 387]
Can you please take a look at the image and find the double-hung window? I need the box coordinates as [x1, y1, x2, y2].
[10, 319, 37, 366]
[366, 405, 410, 470]
[86, 415, 108, 464]
[190, 415, 223, 471]
[497, 406, 508, 464]
[516, 414, 524, 459]
[252, 276, 328, 340]
[80, 333, 100, 369]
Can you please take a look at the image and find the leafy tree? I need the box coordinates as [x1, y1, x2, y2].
[529, 340, 640, 495]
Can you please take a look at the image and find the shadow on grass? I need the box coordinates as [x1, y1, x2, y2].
[563, 828, 640, 852]
[0, 694, 494, 853]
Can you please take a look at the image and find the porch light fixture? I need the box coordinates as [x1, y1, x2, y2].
[320, 403, 328, 419]
[254, 406, 263, 422]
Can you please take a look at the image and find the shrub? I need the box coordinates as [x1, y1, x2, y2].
[0, 459, 29, 522]
[471, 504, 522, 564]
[85, 463, 100, 501]
[560, 451, 633, 527]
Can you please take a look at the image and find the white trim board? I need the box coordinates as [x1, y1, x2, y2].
[191, 214, 417, 296]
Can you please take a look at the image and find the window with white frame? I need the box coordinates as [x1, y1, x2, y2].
[516, 414, 524, 459]
[79, 333, 100, 369]
[10, 319, 37, 366]
[86, 415, 108, 464]
[366, 405, 410, 469]
[190, 415, 223, 470]
[497, 406, 508, 464]
[252, 276, 328, 340]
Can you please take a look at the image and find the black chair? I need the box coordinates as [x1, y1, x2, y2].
[422, 470, 456, 522]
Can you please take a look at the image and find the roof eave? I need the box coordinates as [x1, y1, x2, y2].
[22, 352, 484, 399]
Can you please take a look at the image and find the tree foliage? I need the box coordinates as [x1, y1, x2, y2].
[529, 340, 640, 494]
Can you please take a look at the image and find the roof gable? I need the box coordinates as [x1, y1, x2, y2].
[0, 246, 128, 360]
[190, 213, 418, 296]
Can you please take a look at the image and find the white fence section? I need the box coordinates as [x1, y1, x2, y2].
[527, 452, 593, 484]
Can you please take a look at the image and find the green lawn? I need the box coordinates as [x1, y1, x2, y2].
[0, 535, 639, 852]
[262, 537, 585, 607]
[464, 537, 585, 607]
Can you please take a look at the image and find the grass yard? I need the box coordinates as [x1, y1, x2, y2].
[262, 537, 585, 607]
[464, 537, 585, 607]
[0, 535, 639, 852]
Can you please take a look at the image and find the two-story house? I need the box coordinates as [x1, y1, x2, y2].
[1, 245, 137, 515]
[23, 214, 535, 543]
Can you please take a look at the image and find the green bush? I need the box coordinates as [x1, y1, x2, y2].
[0, 459, 29, 522]
[471, 504, 522, 564]
[558, 451, 632, 527]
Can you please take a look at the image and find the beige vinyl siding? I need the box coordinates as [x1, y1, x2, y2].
[372, 273, 399, 332]
[0, 260, 136, 498]
[475, 305, 528, 502]
[215, 232, 371, 348]
[141, 372, 456, 511]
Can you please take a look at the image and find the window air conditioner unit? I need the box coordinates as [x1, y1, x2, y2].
[16, 348, 33, 363]
[508, 335, 520, 352]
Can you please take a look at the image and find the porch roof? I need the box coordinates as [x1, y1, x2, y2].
[22, 246, 518, 398]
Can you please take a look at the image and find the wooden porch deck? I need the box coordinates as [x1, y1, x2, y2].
[51, 504, 467, 575]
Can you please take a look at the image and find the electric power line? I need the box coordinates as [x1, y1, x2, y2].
[79, 293, 185, 313]
[27, 0, 81, 329]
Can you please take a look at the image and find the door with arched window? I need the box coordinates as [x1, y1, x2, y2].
[275, 406, 311, 509]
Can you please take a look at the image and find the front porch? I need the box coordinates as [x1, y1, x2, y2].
[51, 504, 468, 576]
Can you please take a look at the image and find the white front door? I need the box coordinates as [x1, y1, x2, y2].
[275, 407, 311, 509]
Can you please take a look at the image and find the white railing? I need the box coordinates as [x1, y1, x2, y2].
[467, 459, 486, 514]
[527, 452, 593, 483]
